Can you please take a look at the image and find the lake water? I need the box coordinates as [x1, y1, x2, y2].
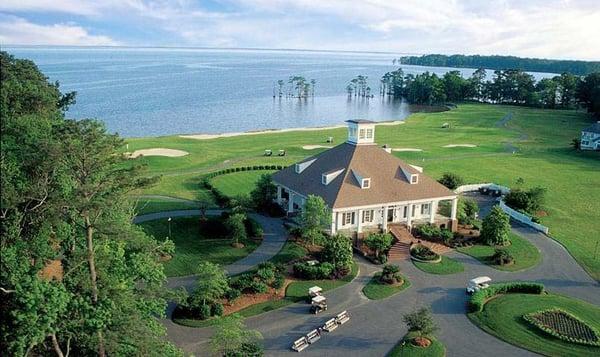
[5, 47, 555, 137]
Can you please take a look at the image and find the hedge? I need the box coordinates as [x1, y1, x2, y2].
[468, 281, 545, 313]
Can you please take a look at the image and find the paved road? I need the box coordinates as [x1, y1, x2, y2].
[137, 205, 599, 357]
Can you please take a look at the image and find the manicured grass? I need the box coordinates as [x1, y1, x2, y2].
[133, 196, 213, 215]
[285, 262, 359, 301]
[413, 256, 464, 275]
[139, 216, 258, 277]
[268, 240, 308, 265]
[128, 104, 600, 279]
[388, 332, 446, 357]
[468, 293, 600, 357]
[211, 170, 275, 197]
[457, 232, 541, 271]
[362, 273, 411, 300]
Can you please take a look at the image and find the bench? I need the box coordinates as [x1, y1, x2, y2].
[291, 337, 309, 352]
[323, 318, 338, 332]
[306, 329, 321, 344]
[335, 310, 350, 325]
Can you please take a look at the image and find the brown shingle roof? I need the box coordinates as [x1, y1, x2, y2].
[272, 143, 456, 209]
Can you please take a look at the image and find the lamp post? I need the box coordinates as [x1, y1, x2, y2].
[168, 217, 172, 239]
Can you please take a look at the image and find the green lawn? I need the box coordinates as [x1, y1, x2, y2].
[362, 273, 411, 300]
[128, 104, 600, 280]
[268, 240, 308, 265]
[211, 170, 275, 197]
[139, 216, 259, 277]
[468, 293, 600, 357]
[388, 332, 446, 357]
[133, 196, 212, 215]
[413, 256, 464, 275]
[457, 232, 541, 271]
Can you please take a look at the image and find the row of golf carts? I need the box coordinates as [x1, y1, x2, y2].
[291, 286, 350, 352]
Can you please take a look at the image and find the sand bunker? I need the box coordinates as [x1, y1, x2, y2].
[302, 145, 333, 150]
[392, 148, 423, 152]
[443, 144, 477, 148]
[127, 148, 189, 158]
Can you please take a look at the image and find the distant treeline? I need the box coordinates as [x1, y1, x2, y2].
[398, 54, 600, 76]
[379, 68, 600, 116]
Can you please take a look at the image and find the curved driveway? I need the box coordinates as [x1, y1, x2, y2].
[135, 208, 599, 357]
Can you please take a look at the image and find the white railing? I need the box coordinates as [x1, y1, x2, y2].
[454, 183, 549, 234]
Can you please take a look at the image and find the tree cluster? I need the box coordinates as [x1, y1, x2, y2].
[0, 51, 181, 356]
[398, 54, 600, 76]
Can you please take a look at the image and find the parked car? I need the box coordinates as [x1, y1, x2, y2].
[466, 276, 491, 294]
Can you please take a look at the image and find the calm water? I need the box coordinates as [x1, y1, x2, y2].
[5, 47, 555, 137]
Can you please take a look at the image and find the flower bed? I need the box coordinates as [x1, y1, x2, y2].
[410, 244, 441, 263]
[523, 308, 600, 346]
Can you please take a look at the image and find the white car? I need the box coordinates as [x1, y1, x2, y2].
[466, 276, 491, 294]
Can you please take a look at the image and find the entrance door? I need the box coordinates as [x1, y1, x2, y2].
[387, 207, 394, 222]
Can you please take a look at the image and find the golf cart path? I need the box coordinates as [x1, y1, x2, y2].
[135, 206, 599, 357]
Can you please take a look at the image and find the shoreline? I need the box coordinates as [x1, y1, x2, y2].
[179, 120, 406, 140]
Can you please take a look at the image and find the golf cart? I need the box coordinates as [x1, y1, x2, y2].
[310, 295, 327, 314]
[308, 286, 322, 301]
[466, 276, 491, 294]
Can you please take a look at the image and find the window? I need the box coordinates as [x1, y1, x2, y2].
[403, 206, 408, 218]
[582, 140, 589, 145]
[295, 164, 300, 173]
[359, 129, 366, 139]
[349, 127, 357, 138]
[343, 212, 354, 225]
[421, 203, 430, 215]
[411, 174, 419, 184]
[322, 175, 327, 185]
[411, 205, 416, 217]
[366, 129, 373, 139]
[362, 178, 370, 189]
[362, 210, 373, 223]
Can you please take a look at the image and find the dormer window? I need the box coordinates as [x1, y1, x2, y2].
[322, 168, 344, 185]
[362, 178, 370, 189]
[411, 174, 419, 184]
[295, 158, 317, 174]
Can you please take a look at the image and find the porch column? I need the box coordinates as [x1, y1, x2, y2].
[450, 197, 458, 220]
[276, 186, 282, 205]
[335, 212, 341, 232]
[357, 209, 363, 233]
[330, 212, 337, 234]
[288, 192, 294, 213]
[429, 200, 438, 224]
[382, 206, 388, 231]
[406, 204, 413, 228]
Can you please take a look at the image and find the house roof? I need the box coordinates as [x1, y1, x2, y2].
[346, 119, 375, 124]
[272, 143, 455, 209]
[583, 122, 600, 134]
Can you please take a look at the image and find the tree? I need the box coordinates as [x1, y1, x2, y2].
[211, 314, 263, 357]
[226, 213, 247, 246]
[442, 70, 469, 102]
[458, 197, 479, 224]
[577, 72, 600, 117]
[504, 187, 546, 215]
[250, 174, 277, 212]
[481, 206, 511, 246]
[322, 234, 353, 273]
[191, 262, 229, 308]
[437, 172, 464, 190]
[299, 195, 331, 245]
[402, 307, 438, 336]
[364, 233, 393, 261]
[1, 51, 181, 356]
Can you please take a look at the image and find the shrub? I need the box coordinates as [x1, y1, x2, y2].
[439, 229, 453, 244]
[410, 245, 440, 261]
[523, 309, 600, 346]
[257, 261, 276, 271]
[403, 307, 438, 336]
[491, 249, 514, 266]
[364, 232, 393, 261]
[199, 304, 212, 320]
[415, 224, 442, 240]
[504, 186, 547, 215]
[224, 341, 264, 357]
[245, 218, 264, 238]
[256, 267, 275, 284]
[380, 264, 402, 285]
[468, 282, 545, 313]
[322, 234, 353, 273]
[292, 262, 334, 280]
[438, 172, 464, 189]
[271, 274, 285, 289]
[481, 206, 511, 246]
[226, 288, 242, 302]
[248, 281, 268, 294]
[212, 302, 224, 317]
[230, 274, 254, 292]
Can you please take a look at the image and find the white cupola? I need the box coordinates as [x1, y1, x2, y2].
[346, 119, 376, 145]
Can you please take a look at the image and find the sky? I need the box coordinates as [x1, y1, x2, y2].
[1, 0, 599, 60]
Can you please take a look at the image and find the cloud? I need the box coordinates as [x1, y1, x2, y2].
[0, 15, 118, 46]
[0, 0, 599, 60]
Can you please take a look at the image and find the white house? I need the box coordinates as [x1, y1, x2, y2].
[272, 120, 458, 243]
[581, 121, 600, 151]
